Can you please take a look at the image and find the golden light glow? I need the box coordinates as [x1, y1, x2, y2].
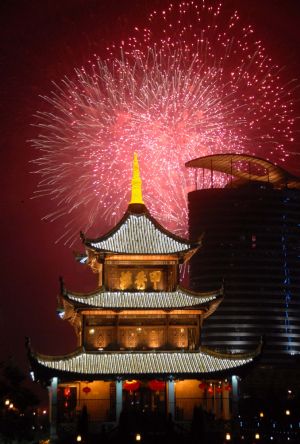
[259, 412, 264, 418]
[255, 433, 260, 440]
[4, 399, 10, 406]
[81, 309, 203, 315]
[149, 270, 162, 290]
[285, 409, 291, 416]
[120, 271, 133, 290]
[130, 153, 144, 205]
[148, 328, 163, 348]
[135, 433, 142, 442]
[225, 433, 231, 441]
[112, 267, 165, 291]
[106, 254, 178, 261]
[89, 328, 95, 335]
[135, 270, 147, 290]
[76, 435, 82, 442]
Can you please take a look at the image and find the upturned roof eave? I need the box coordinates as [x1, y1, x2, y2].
[202, 296, 224, 319]
[81, 204, 200, 254]
[29, 342, 262, 365]
[59, 297, 221, 313]
[59, 285, 223, 311]
[81, 206, 134, 246]
[28, 346, 260, 383]
[201, 340, 263, 361]
[64, 284, 223, 301]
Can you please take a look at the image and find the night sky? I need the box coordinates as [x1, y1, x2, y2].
[1, 0, 300, 398]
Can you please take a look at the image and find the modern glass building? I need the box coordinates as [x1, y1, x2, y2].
[187, 154, 300, 366]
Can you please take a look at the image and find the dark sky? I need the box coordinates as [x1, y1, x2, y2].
[1, 0, 300, 398]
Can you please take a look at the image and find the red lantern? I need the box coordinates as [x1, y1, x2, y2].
[207, 386, 214, 394]
[64, 387, 71, 397]
[224, 384, 232, 391]
[198, 382, 207, 390]
[82, 386, 91, 395]
[148, 380, 166, 392]
[216, 386, 222, 394]
[123, 380, 141, 392]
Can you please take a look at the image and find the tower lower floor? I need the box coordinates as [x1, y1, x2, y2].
[49, 377, 235, 438]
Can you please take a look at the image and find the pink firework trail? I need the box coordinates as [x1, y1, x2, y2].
[32, 1, 296, 245]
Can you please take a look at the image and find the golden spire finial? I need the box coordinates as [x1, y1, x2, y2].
[130, 152, 144, 205]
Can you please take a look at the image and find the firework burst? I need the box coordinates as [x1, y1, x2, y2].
[32, 1, 296, 245]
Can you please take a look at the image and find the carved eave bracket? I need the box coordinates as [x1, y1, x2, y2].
[59, 299, 82, 343]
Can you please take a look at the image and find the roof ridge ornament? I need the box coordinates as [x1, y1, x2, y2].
[129, 152, 144, 205]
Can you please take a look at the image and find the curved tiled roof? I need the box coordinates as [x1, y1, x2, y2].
[32, 349, 256, 377]
[65, 287, 222, 309]
[84, 212, 193, 254]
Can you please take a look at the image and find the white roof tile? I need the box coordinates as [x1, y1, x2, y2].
[88, 214, 190, 254]
[66, 288, 220, 309]
[36, 350, 253, 376]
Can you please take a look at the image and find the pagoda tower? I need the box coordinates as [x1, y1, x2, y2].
[28, 154, 260, 439]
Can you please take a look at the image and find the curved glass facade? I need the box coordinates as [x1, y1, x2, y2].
[188, 182, 300, 365]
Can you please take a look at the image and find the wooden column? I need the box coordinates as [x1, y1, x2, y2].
[206, 384, 213, 413]
[197, 314, 202, 348]
[214, 387, 222, 418]
[116, 314, 119, 346]
[222, 381, 230, 420]
[80, 315, 85, 348]
[98, 262, 103, 287]
[166, 314, 170, 345]
[49, 377, 58, 443]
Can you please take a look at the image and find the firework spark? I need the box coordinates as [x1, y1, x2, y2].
[32, 1, 296, 245]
